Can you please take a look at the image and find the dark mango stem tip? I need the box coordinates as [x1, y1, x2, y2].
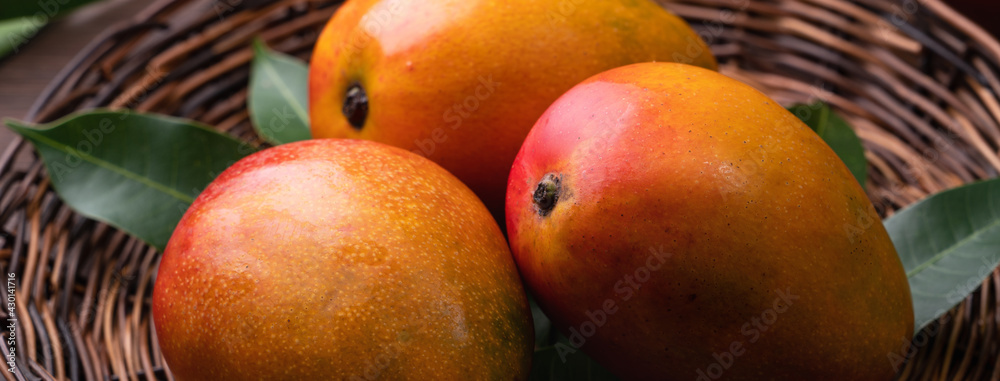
[343, 83, 368, 130]
[533, 173, 561, 217]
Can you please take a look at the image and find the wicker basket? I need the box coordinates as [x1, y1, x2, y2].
[1, 0, 998, 379]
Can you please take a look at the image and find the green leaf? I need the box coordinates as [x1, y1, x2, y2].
[0, 17, 43, 59]
[787, 103, 868, 189]
[531, 335, 619, 381]
[0, 0, 104, 21]
[884, 178, 1000, 331]
[248, 38, 311, 145]
[530, 295, 555, 349]
[5, 111, 255, 251]
[528, 299, 617, 380]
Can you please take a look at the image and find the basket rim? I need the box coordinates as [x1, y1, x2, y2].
[3, 0, 1000, 380]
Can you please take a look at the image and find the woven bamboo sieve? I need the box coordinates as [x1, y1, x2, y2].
[0, 0, 998, 379]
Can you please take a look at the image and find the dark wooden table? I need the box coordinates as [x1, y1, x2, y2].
[0, 0, 148, 170]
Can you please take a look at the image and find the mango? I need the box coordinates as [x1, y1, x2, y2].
[153, 139, 532, 380]
[310, 0, 716, 219]
[506, 63, 913, 380]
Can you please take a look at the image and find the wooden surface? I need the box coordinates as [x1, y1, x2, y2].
[0, 0, 148, 171]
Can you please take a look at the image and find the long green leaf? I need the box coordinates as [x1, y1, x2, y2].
[5, 111, 255, 251]
[248, 38, 311, 145]
[0, 17, 42, 59]
[787, 103, 868, 189]
[0, 0, 103, 20]
[530, 296, 554, 350]
[884, 178, 1000, 330]
[531, 335, 619, 381]
[529, 299, 617, 380]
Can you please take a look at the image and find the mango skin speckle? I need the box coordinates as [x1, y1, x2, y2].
[309, 0, 717, 220]
[506, 63, 913, 380]
[153, 139, 532, 380]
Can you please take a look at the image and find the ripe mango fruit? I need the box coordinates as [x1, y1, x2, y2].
[153, 139, 532, 380]
[506, 63, 913, 380]
[310, 0, 716, 219]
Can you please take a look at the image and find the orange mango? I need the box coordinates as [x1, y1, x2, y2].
[507, 63, 913, 380]
[310, 0, 716, 218]
[154, 139, 532, 380]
